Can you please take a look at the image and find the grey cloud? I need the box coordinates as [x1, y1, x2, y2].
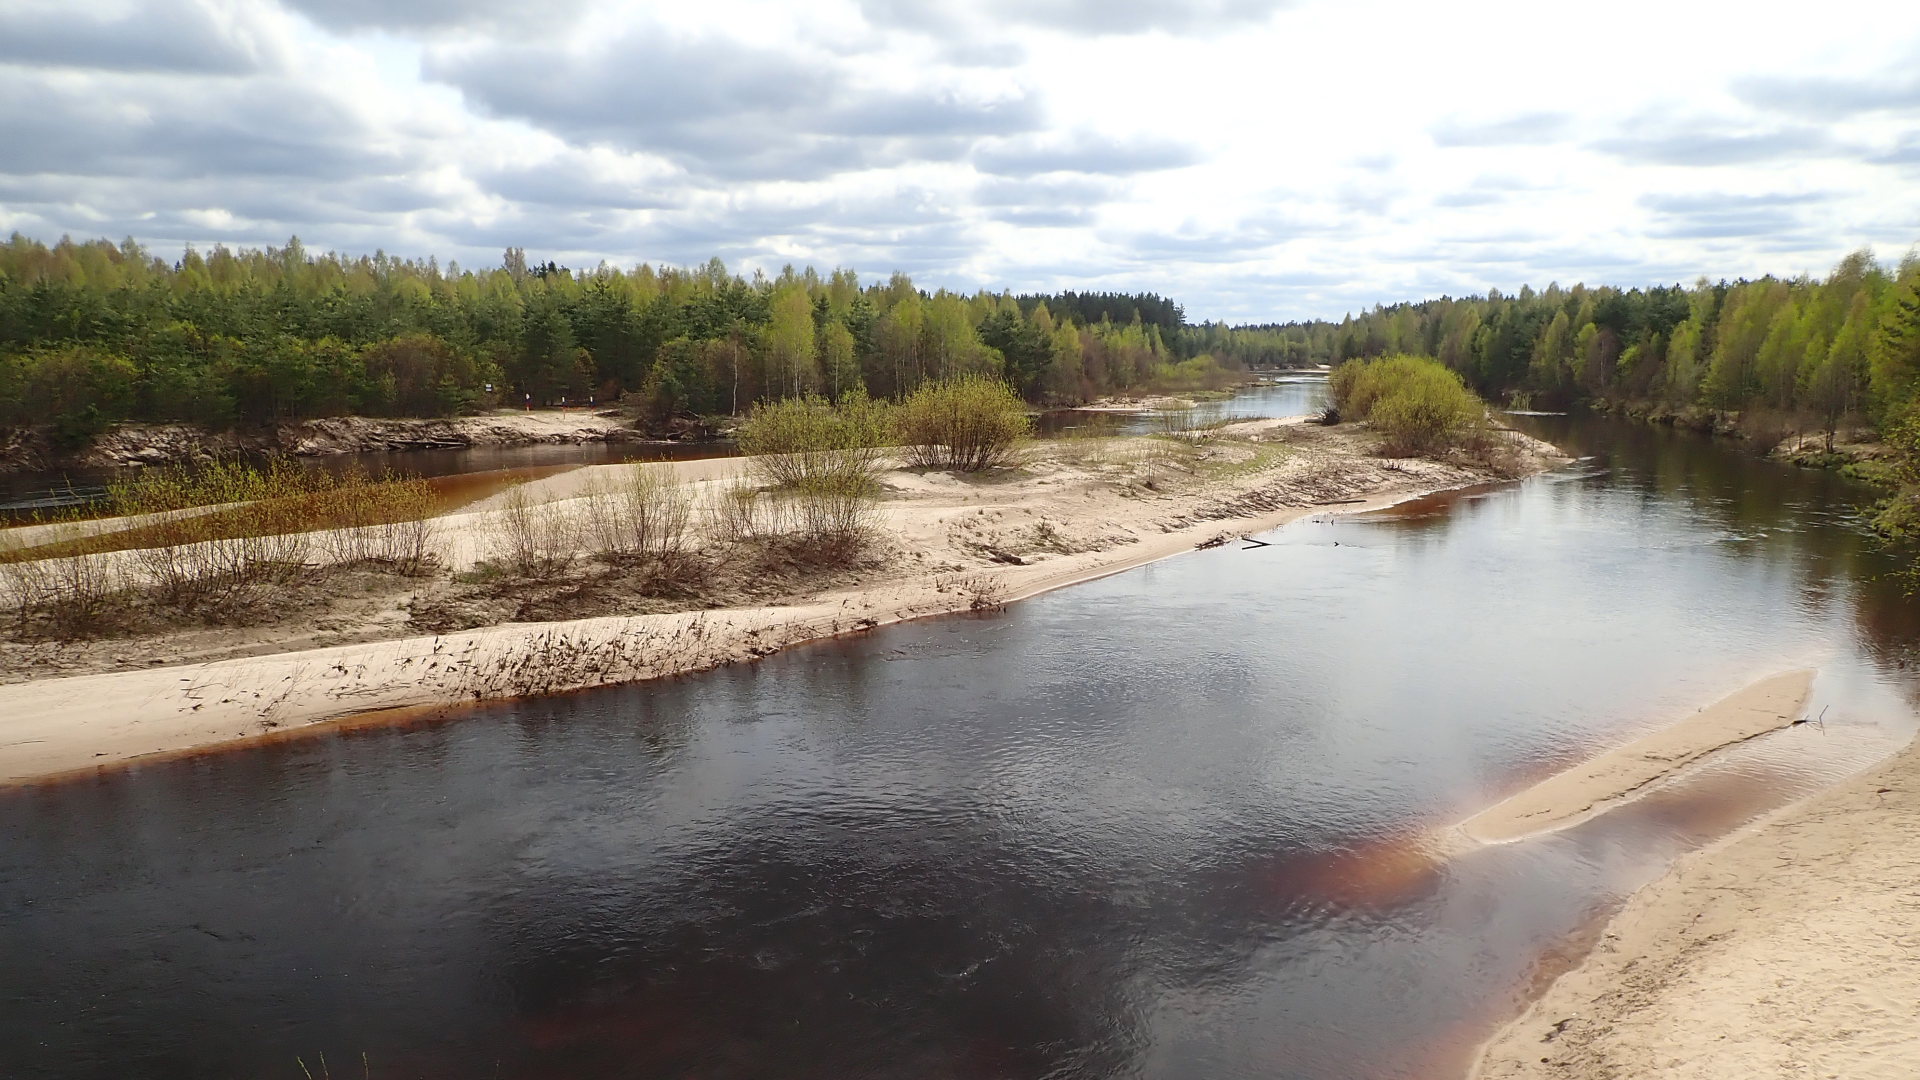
[1638, 191, 1826, 214]
[1646, 208, 1811, 240]
[973, 175, 1117, 207]
[859, 0, 1293, 36]
[1874, 139, 1920, 165]
[424, 29, 1039, 180]
[1643, 191, 1820, 239]
[1434, 191, 1508, 208]
[478, 162, 685, 211]
[988, 208, 1094, 227]
[1589, 124, 1835, 166]
[820, 95, 1041, 138]
[1734, 71, 1920, 120]
[1432, 174, 1547, 208]
[973, 133, 1201, 177]
[278, 0, 589, 33]
[0, 2, 271, 75]
[1431, 113, 1571, 148]
[0, 173, 449, 245]
[1104, 212, 1326, 264]
[0, 69, 408, 182]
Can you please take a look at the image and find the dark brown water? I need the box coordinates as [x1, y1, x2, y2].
[1, 415, 1916, 1080]
[0, 440, 736, 518]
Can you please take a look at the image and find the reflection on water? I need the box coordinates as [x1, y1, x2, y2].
[1035, 375, 1328, 437]
[1, 413, 1916, 1080]
[0, 438, 737, 513]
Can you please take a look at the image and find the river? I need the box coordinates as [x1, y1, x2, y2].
[1, 413, 1916, 1079]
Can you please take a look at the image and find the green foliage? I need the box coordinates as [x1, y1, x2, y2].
[0, 234, 1288, 444]
[736, 391, 892, 490]
[1329, 354, 1489, 456]
[895, 375, 1032, 472]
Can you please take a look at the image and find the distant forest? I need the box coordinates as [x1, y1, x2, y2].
[1290, 249, 1920, 445]
[0, 235, 1319, 439]
[5, 234, 1915, 453]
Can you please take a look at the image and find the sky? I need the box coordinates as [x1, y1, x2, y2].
[1, 0, 1917, 322]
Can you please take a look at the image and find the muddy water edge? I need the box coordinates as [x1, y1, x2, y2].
[1, 412, 1917, 1080]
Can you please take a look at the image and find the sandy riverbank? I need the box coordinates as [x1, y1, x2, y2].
[1, 408, 659, 473]
[1473, 693, 1920, 1078]
[0, 419, 1561, 785]
[1456, 670, 1815, 844]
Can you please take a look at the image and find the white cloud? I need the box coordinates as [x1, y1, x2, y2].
[1, 0, 1916, 321]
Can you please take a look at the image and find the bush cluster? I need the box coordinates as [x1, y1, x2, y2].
[895, 375, 1031, 472]
[1329, 354, 1491, 456]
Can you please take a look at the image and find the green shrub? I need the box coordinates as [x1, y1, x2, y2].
[737, 391, 891, 490]
[1329, 354, 1490, 456]
[895, 376, 1031, 472]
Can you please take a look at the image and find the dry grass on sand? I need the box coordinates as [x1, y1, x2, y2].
[0, 419, 1560, 783]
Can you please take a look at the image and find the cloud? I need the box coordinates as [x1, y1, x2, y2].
[972, 133, 1201, 177]
[424, 26, 1040, 180]
[1104, 211, 1329, 264]
[0, 1, 276, 75]
[1875, 139, 1920, 165]
[1590, 123, 1837, 166]
[1638, 191, 1826, 214]
[988, 207, 1095, 227]
[477, 157, 685, 211]
[278, 0, 590, 34]
[1734, 72, 1920, 120]
[1638, 192, 1818, 240]
[0, 69, 406, 182]
[858, 0, 1294, 35]
[973, 175, 1117, 207]
[1431, 113, 1572, 148]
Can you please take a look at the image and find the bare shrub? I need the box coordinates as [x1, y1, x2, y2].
[711, 478, 763, 546]
[789, 474, 879, 560]
[620, 467, 693, 564]
[580, 466, 695, 567]
[1, 524, 128, 639]
[488, 483, 579, 578]
[312, 469, 441, 574]
[896, 376, 1031, 472]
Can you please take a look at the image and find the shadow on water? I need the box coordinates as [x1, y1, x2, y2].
[2, 411, 1918, 1079]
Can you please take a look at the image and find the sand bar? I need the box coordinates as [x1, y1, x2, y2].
[1459, 669, 1815, 844]
[1473, 725, 1920, 1079]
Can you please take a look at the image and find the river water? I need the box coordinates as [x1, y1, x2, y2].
[2, 413, 1916, 1079]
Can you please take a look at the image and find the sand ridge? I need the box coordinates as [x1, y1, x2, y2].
[1457, 669, 1816, 845]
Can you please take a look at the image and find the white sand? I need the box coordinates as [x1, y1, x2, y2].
[1457, 670, 1815, 844]
[1474, 732, 1920, 1079]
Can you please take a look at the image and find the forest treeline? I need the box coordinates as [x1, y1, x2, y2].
[0, 234, 1314, 441]
[1295, 248, 1920, 446]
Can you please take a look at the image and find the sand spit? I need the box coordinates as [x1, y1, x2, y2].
[1458, 670, 1815, 844]
[0, 421, 1563, 785]
[1473, 727, 1920, 1080]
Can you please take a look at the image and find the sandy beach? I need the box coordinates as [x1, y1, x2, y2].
[0, 419, 1561, 786]
[1473, 687, 1920, 1079]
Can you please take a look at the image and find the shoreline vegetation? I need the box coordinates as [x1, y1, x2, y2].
[0, 234, 1295, 475]
[0, 374, 1563, 784]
